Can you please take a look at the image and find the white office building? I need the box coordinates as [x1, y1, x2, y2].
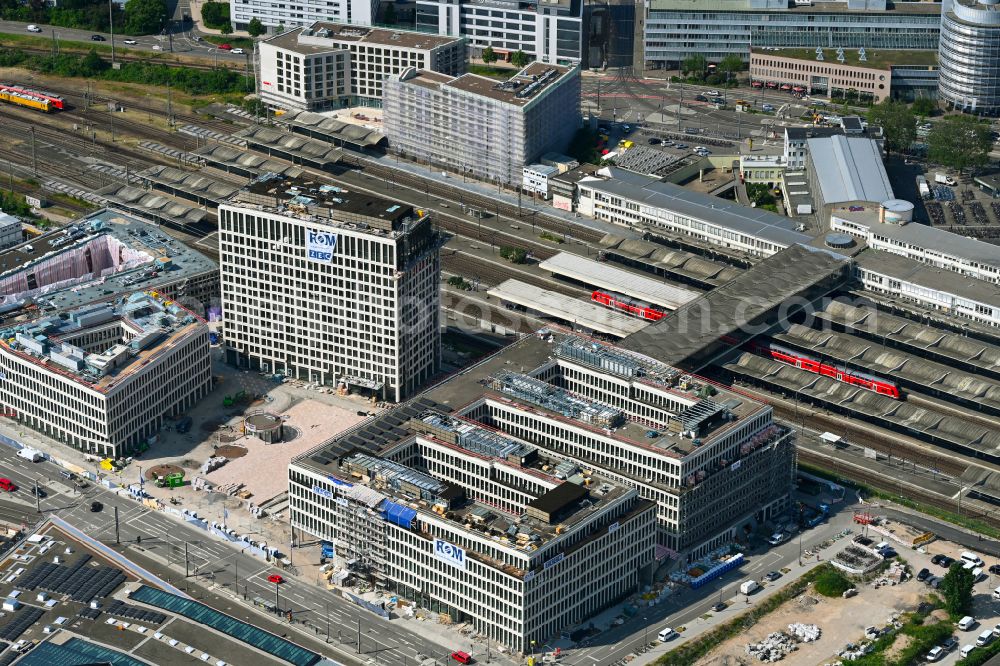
[290, 330, 793, 653]
[259, 23, 465, 110]
[0, 294, 211, 457]
[830, 204, 1000, 285]
[855, 250, 1000, 328]
[0, 213, 20, 249]
[522, 164, 558, 198]
[384, 62, 581, 186]
[219, 174, 440, 402]
[644, 0, 941, 70]
[231, 0, 379, 32]
[415, 0, 584, 65]
[577, 167, 811, 257]
[290, 419, 656, 653]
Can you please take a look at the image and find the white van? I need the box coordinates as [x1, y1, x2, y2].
[657, 627, 677, 642]
[993, 586, 1000, 600]
[16, 448, 41, 462]
[874, 541, 890, 551]
[959, 616, 977, 631]
[962, 552, 984, 567]
[740, 580, 759, 595]
[977, 629, 994, 647]
[962, 644, 976, 658]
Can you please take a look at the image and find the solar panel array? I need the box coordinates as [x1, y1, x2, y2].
[16, 554, 126, 604]
[0, 648, 18, 666]
[0, 606, 43, 641]
[77, 607, 101, 620]
[105, 599, 166, 625]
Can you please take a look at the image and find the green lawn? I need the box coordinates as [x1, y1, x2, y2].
[760, 47, 937, 70]
[467, 64, 515, 79]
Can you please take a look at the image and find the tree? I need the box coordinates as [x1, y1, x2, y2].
[481, 45, 497, 65]
[911, 96, 936, 117]
[499, 246, 528, 264]
[867, 99, 916, 153]
[510, 50, 531, 68]
[199, 0, 230, 29]
[718, 53, 742, 84]
[382, 2, 396, 24]
[219, 21, 233, 35]
[941, 561, 975, 617]
[246, 17, 264, 37]
[928, 114, 992, 174]
[276, 22, 285, 34]
[122, 0, 167, 35]
[682, 53, 707, 78]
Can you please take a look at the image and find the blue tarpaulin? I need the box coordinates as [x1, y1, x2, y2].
[381, 501, 417, 529]
[690, 553, 745, 589]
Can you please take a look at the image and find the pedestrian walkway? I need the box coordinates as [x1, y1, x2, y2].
[49, 515, 192, 599]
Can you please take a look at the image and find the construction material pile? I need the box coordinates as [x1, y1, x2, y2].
[788, 623, 821, 642]
[746, 632, 797, 662]
[200, 456, 228, 474]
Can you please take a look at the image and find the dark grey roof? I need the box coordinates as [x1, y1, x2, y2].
[583, 168, 813, 248]
[870, 222, 1000, 270]
[619, 244, 852, 368]
[856, 249, 1000, 308]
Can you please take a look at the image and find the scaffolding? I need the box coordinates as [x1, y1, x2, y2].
[486, 371, 624, 429]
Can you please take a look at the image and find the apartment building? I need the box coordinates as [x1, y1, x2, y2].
[415, 0, 584, 65]
[259, 23, 465, 110]
[576, 167, 811, 257]
[0, 293, 211, 457]
[383, 62, 580, 186]
[231, 0, 379, 32]
[644, 0, 941, 71]
[218, 173, 440, 402]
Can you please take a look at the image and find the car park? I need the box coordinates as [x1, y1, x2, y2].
[123, 39, 137, 45]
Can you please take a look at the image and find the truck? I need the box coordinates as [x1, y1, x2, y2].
[935, 173, 957, 186]
[16, 448, 42, 462]
[916, 175, 931, 200]
[740, 580, 759, 595]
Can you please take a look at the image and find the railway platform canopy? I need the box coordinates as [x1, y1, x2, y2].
[816, 301, 1000, 382]
[97, 184, 211, 227]
[724, 351, 1000, 464]
[487, 279, 649, 339]
[598, 234, 744, 288]
[772, 323, 1000, 415]
[620, 244, 852, 371]
[234, 126, 343, 171]
[277, 109, 388, 150]
[539, 251, 700, 311]
[193, 144, 304, 180]
[139, 165, 241, 207]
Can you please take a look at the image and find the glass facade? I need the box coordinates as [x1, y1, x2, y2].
[938, 0, 1000, 115]
[644, 8, 940, 68]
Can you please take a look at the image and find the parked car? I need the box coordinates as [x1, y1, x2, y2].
[932, 554, 945, 565]
[232, 48, 244, 54]
[917, 568, 931, 581]
[762, 103, 774, 112]
[123, 39, 137, 45]
[694, 95, 708, 102]
[26, 25, 42, 32]
[267, 574, 284, 584]
[929, 576, 944, 589]
[152, 44, 162, 50]
[942, 637, 959, 652]
[711, 602, 726, 612]
[706, 90, 720, 97]
[926, 646, 945, 662]
[648, 137, 661, 145]
[938, 556, 956, 568]
[675, 143, 688, 149]
[451, 651, 473, 664]
[990, 564, 1000, 575]
[91, 34, 106, 41]
[764, 571, 782, 582]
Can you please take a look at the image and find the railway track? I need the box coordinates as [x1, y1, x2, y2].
[347, 156, 606, 245]
[904, 391, 1000, 432]
[798, 447, 1000, 530]
[9, 47, 247, 75]
[433, 214, 558, 261]
[442, 249, 590, 298]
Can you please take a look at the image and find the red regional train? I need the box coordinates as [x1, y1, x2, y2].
[747, 339, 901, 398]
[0, 83, 65, 110]
[591, 290, 665, 321]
